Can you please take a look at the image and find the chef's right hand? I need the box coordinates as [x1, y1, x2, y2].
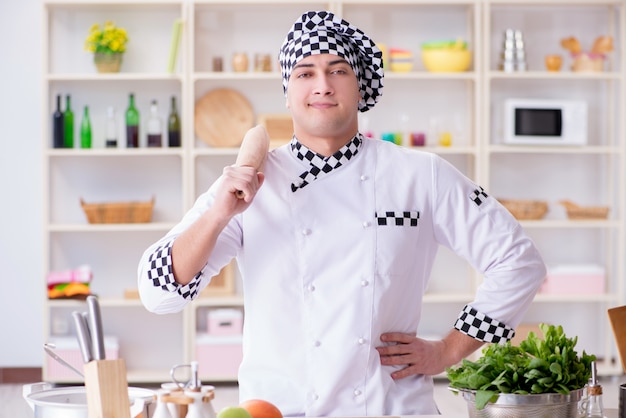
[215, 165, 265, 214]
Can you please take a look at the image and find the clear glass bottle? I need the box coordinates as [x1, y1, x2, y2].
[585, 361, 604, 418]
[168, 96, 181, 147]
[80, 105, 92, 149]
[125, 93, 140, 148]
[147, 99, 163, 147]
[585, 384, 604, 418]
[105, 106, 118, 148]
[63, 94, 74, 148]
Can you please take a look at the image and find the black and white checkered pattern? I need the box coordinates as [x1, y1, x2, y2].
[290, 134, 361, 192]
[376, 211, 419, 227]
[470, 186, 488, 207]
[279, 10, 384, 112]
[454, 305, 515, 343]
[146, 240, 202, 300]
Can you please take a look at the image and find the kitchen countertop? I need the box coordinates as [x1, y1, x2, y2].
[357, 408, 620, 417]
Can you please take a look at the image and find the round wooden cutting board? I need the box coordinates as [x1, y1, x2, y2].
[194, 88, 255, 147]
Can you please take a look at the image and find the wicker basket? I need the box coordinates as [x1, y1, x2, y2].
[80, 197, 154, 224]
[498, 199, 548, 220]
[559, 200, 609, 220]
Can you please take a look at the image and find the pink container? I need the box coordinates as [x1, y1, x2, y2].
[207, 308, 243, 335]
[540, 265, 605, 295]
[45, 336, 119, 380]
[196, 334, 243, 377]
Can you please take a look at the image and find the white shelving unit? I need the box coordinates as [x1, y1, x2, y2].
[42, 0, 624, 384]
[482, 0, 625, 375]
[42, 0, 188, 384]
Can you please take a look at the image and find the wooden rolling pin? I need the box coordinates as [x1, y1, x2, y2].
[235, 124, 270, 198]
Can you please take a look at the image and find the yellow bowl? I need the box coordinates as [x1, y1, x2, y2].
[421, 49, 471, 72]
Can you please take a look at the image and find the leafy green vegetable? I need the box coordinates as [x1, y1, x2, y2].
[447, 323, 595, 410]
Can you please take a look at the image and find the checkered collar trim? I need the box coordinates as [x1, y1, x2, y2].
[290, 134, 362, 192]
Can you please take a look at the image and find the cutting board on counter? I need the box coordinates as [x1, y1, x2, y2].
[195, 88, 254, 148]
[608, 305, 626, 373]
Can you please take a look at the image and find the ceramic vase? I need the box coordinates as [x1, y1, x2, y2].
[94, 52, 123, 73]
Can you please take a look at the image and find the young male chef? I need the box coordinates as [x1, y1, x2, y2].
[138, 10, 546, 416]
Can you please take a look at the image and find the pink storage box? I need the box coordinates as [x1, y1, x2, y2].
[196, 334, 243, 377]
[207, 308, 243, 335]
[540, 264, 605, 295]
[45, 336, 119, 380]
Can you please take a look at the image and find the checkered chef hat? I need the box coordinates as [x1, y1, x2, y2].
[279, 10, 384, 112]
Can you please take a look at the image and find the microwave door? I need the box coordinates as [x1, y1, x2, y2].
[515, 108, 563, 139]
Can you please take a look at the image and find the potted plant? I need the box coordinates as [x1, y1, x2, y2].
[84, 21, 129, 73]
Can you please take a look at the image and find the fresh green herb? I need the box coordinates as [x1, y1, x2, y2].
[446, 323, 596, 410]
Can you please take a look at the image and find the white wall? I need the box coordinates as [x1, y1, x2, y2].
[0, 0, 44, 366]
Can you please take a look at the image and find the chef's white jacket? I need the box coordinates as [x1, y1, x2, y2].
[138, 136, 546, 416]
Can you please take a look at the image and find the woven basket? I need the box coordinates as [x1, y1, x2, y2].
[80, 197, 154, 224]
[559, 200, 609, 220]
[498, 199, 548, 220]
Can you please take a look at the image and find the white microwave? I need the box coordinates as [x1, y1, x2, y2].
[503, 98, 588, 145]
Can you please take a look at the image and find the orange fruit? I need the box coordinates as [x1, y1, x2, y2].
[239, 399, 283, 418]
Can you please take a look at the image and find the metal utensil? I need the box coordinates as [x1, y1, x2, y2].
[87, 295, 106, 360]
[72, 311, 92, 363]
[43, 343, 84, 378]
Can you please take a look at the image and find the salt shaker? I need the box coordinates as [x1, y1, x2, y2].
[185, 389, 207, 418]
[162, 382, 184, 418]
[153, 389, 174, 418]
[201, 385, 217, 418]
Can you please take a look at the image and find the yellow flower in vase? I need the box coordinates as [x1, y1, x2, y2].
[85, 21, 129, 73]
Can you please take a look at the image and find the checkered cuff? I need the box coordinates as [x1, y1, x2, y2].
[453, 305, 515, 343]
[146, 240, 202, 300]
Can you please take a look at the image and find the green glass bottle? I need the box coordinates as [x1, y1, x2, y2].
[125, 93, 140, 148]
[80, 105, 92, 149]
[168, 96, 181, 147]
[63, 94, 74, 148]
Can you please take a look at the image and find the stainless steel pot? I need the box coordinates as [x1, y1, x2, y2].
[451, 387, 584, 418]
[23, 383, 155, 418]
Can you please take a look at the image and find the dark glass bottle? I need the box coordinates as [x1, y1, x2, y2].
[168, 96, 181, 147]
[63, 95, 74, 148]
[52, 94, 64, 148]
[80, 106, 92, 149]
[147, 100, 162, 147]
[125, 93, 140, 148]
